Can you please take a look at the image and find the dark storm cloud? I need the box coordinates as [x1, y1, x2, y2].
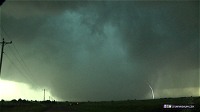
[1, 1, 199, 101]
[0, 0, 5, 6]
[2, 0, 90, 18]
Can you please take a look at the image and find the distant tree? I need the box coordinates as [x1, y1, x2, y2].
[11, 99, 17, 103]
[18, 98, 22, 102]
[23, 99, 27, 102]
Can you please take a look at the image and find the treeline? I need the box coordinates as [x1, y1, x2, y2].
[0, 98, 56, 104]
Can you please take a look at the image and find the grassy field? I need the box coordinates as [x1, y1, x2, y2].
[0, 97, 199, 112]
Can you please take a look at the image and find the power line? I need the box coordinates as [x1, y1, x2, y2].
[7, 45, 34, 81]
[0, 38, 12, 75]
[4, 52, 36, 86]
[4, 52, 42, 100]
[0, 26, 51, 101]
[2, 27, 33, 75]
[12, 43, 36, 80]
[4, 52, 26, 77]
[44, 89, 45, 101]
[1, 26, 39, 85]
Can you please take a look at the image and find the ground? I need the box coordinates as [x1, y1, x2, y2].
[0, 97, 199, 112]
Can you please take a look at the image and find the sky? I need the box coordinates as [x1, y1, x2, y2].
[0, 0, 199, 101]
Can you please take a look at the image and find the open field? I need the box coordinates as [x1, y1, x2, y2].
[0, 97, 199, 112]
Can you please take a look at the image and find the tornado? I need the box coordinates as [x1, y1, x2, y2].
[147, 83, 155, 99]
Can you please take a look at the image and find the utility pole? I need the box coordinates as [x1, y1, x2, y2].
[44, 89, 45, 101]
[0, 38, 12, 76]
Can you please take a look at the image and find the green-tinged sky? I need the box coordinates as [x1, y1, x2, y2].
[0, 0, 199, 101]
